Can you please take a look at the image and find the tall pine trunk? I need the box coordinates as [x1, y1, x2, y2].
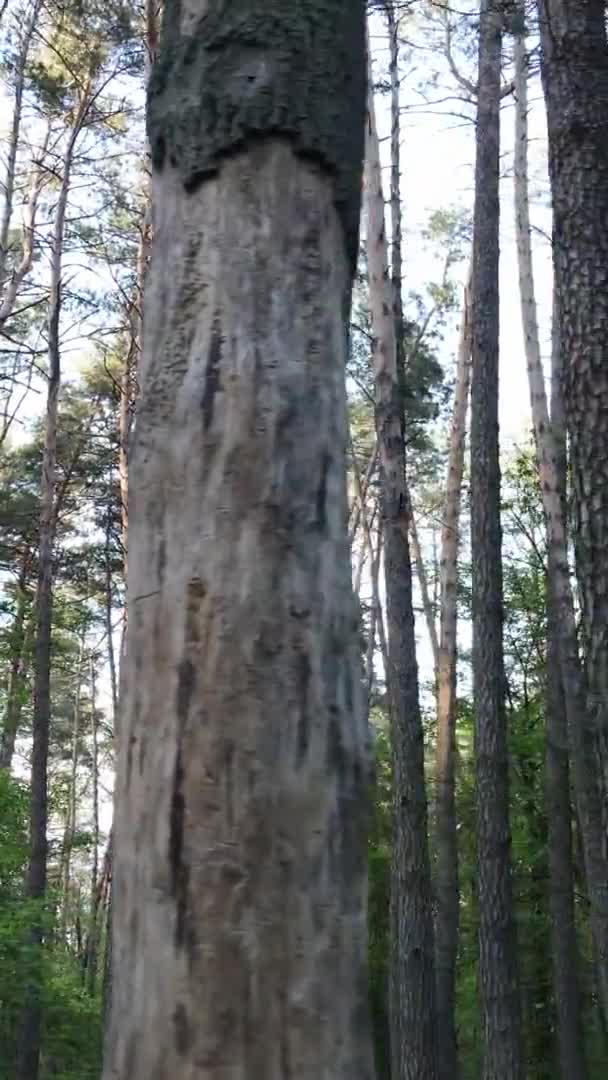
[434, 264, 472, 1080]
[470, 3, 523, 1075]
[546, 293, 589, 1079]
[515, 18, 608, 1028]
[103, 4, 375, 1076]
[538, 0, 608, 823]
[513, 28, 592, 1069]
[365, 52, 438, 1080]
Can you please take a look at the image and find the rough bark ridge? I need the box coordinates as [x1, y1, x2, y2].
[434, 264, 472, 1080]
[148, 0, 366, 271]
[538, 0, 608, 820]
[545, 294, 589, 1080]
[365, 61, 438, 1080]
[470, 3, 523, 1076]
[104, 5, 373, 1073]
[514, 24, 605, 1051]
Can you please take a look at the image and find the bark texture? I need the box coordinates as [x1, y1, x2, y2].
[365, 60, 438, 1080]
[538, 0, 608, 821]
[434, 264, 472, 1080]
[104, 5, 374, 1076]
[470, 4, 523, 1076]
[545, 292, 589, 1080]
[515, 21, 608, 1028]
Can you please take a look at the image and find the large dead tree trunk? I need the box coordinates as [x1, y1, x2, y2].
[103, 4, 375, 1077]
[366, 52, 438, 1080]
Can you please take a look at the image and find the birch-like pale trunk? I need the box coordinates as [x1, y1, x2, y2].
[434, 263, 472, 1080]
[514, 26, 608, 1036]
[366, 55, 438, 1080]
[104, 4, 374, 1076]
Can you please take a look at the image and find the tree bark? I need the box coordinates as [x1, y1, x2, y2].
[365, 53, 438, 1080]
[545, 285, 589, 1080]
[434, 263, 472, 1080]
[103, 4, 375, 1077]
[515, 18, 608, 1029]
[470, 3, 524, 1076]
[514, 28, 592, 1071]
[538, 0, 608, 822]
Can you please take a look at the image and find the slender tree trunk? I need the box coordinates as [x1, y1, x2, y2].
[0, 123, 50, 328]
[61, 643, 84, 938]
[514, 20, 608, 1028]
[0, 551, 31, 770]
[104, 4, 375, 1077]
[538, 0, 608, 820]
[470, 4, 524, 1076]
[0, 0, 42, 290]
[434, 264, 472, 1080]
[386, 1, 406, 416]
[410, 512, 439, 669]
[84, 657, 100, 995]
[514, 29, 591, 1072]
[366, 55, 438, 1080]
[16, 92, 89, 1080]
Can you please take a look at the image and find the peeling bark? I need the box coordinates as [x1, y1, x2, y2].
[104, 5, 374, 1077]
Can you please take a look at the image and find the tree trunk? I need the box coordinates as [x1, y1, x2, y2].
[85, 657, 100, 995]
[434, 264, 472, 1080]
[515, 19, 608, 1029]
[0, 550, 31, 770]
[103, 4, 375, 1077]
[0, 123, 50, 329]
[385, 1, 406, 421]
[470, 4, 524, 1076]
[0, 0, 42, 291]
[410, 512, 439, 669]
[538, 0, 608, 821]
[61, 642, 84, 938]
[365, 53, 438, 1080]
[16, 92, 89, 1080]
[545, 290, 589, 1079]
[514, 29, 591, 1072]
